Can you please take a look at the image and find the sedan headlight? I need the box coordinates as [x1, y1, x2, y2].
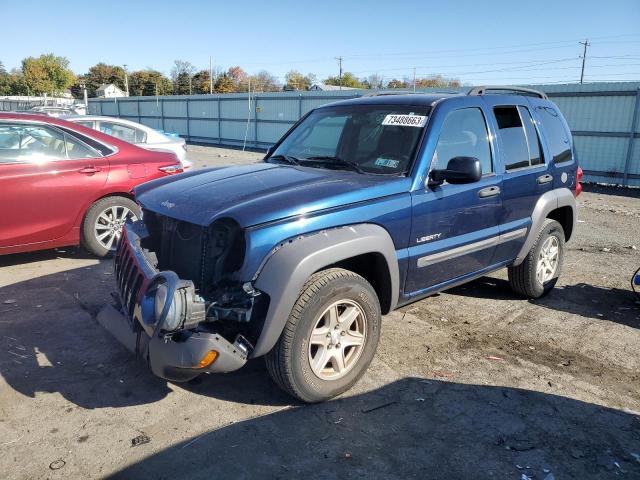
[154, 283, 184, 331]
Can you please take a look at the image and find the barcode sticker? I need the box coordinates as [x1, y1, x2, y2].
[382, 114, 427, 127]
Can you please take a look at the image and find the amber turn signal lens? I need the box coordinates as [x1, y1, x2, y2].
[196, 350, 218, 368]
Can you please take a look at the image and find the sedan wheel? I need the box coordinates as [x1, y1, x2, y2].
[94, 206, 137, 251]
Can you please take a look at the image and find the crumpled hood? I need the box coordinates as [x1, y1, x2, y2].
[135, 163, 411, 227]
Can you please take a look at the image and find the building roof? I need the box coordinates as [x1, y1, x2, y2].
[310, 83, 359, 91]
[96, 83, 122, 92]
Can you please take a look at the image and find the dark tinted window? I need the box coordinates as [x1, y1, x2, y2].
[518, 106, 543, 166]
[433, 108, 493, 175]
[494, 106, 544, 170]
[536, 106, 572, 163]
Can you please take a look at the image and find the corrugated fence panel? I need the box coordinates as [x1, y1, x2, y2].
[553, 96, 634, 132]
[88, 82, 640, 186]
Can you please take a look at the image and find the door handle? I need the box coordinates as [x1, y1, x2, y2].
[537, 174, 553, 184]
[78, 166, 102, 174]
[478, 186, 500, 198]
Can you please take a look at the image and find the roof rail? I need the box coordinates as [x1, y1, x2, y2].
[362, 91, 419, 97]
[467, 86, 548, 99]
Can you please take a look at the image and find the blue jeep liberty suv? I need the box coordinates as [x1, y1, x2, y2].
[98, 86, 581, 402]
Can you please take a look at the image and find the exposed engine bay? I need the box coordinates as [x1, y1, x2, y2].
[137, 209, 267, 350]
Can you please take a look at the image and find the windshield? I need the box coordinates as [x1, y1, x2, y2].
[269, 105, 429, 174]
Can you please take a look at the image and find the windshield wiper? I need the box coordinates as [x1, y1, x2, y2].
[303, 156, 365, 174]
[268, 154, 300, 165]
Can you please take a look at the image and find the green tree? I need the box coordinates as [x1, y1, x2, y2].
[415, 75, 461, 88]
[323, 72, 364, 89]
[129, 70, 172, 96]
[81, 63, 126, 97]
[21, 54, 75, 95]
[192, 69, 213, 94]
[171, 60, 196, 95]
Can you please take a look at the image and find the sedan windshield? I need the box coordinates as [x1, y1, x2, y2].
[269, 105, 429, 175]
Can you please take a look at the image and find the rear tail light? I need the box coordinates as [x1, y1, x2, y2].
[159, 164, 184, 175]
[575, 166, 583, 197]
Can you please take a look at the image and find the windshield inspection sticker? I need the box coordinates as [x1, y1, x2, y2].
[375, 158, 400, 168]
[382, 114, 427, 127]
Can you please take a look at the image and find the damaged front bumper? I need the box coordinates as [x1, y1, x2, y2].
[96, 222, 249, 382]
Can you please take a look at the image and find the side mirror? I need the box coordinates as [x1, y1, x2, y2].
[429, 156, 482, 186]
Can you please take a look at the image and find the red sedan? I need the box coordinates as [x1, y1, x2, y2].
[0, 113, 183, 257]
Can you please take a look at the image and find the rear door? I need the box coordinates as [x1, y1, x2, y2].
[0, 122, 109, 248]
[481, 97, 554, 263]
[406, 100, 502, 294]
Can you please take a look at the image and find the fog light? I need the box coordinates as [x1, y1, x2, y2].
[196, 350, 218, 368]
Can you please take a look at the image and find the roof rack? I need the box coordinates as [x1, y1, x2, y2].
[467, 86, 548, 99]
[362, 91, 421, 97]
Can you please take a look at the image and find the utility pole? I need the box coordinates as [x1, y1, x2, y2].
[335, 56, 343, 90]
[413, 67, 416, 92]
[123, 64, 130, 96]
[189, 75, 192, 95]
[579, 39, 590, 84]
[210, 57, 214, 94]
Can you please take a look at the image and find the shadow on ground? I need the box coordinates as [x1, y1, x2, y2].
[448, 277, 639, 327]
[0, 261, 292, 408]
[110, 377, 640, 480]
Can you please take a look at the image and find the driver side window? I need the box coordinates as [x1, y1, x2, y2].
[433, 108, 493, 176]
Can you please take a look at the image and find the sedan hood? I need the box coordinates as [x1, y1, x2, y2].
[135, 162, 410, 227]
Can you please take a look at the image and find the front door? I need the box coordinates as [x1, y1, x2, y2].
[406, 103, 502, 295]
[0, 122, 109, 249]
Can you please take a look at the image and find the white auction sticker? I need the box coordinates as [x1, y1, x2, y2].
[382, 114, 427, 127]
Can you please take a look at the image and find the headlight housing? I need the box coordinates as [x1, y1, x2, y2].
[154, 283, 184, 331]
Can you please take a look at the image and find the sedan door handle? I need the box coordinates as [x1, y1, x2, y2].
[537, 174, 553, 184]
[78, 166, 102, 174]
[478, 186, 500, 198]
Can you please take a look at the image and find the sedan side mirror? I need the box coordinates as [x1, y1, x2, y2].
[429, 156, 482, 186]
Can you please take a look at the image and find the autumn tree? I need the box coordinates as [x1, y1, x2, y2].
[415, 75, 461, 88]
[192, 69, 213, 94]
[387, 78, 409, 89]
[21, 54, 75, 95]
[249, 70, 280, 92]
[214, 73, 235, 93]
[284, 70, 315, 91]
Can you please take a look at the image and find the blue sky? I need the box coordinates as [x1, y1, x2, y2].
[1, 0, 639, 85]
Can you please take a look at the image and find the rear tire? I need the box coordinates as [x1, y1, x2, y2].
[81, 196, 140, 257]
[265, 268, 381, 403]
[508, 218, 565, 299]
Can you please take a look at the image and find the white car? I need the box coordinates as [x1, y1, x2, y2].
[62, 115, 192, 169]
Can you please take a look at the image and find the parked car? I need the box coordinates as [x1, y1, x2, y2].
[0, 112, 185, 257]
[29, 106, 77, 117]
[97, 87, 582, 402]
[62, 115, 192, 170]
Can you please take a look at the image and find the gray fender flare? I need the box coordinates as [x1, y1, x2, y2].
[251, 224, 399, 357]
[513, 187, 576, 266]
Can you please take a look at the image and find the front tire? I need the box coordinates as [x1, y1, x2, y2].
[508, 218, 565, 299]
[265, 268, 381, 403]
[81, 196, 140, 257]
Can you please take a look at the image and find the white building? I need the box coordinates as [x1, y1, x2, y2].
[95, 83, 127, 98]
[309, 83, 358, 91]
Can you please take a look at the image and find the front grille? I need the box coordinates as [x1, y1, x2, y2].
[114, 234, 146, 319]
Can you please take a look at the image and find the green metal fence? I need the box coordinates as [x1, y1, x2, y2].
[88, 82, 640, 187]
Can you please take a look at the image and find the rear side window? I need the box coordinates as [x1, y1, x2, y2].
[494, 106, 544, 170]
[99, 121, 147, 143]
[536, 106, 572, 163]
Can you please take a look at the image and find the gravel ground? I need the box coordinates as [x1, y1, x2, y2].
[0, 145, 639, 479]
